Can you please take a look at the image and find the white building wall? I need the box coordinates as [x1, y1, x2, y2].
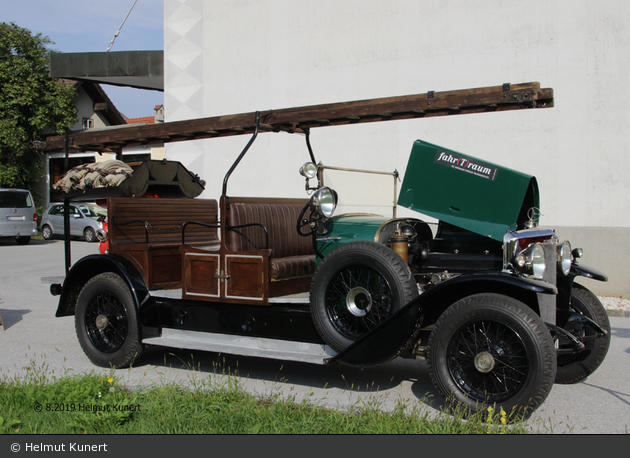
[164, 0, 630, 296]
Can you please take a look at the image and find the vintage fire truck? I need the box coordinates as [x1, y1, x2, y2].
[46, 83, 610, 419]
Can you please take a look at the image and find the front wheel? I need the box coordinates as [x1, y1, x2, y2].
[427, 293, 557, 420]
[75, 273, 142, 368]
[555, 283, 611, 384]
[84, 227, 97, 243]
[310, 241, 418, 352]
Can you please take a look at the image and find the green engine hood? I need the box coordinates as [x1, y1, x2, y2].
[398, 140, 539, 241]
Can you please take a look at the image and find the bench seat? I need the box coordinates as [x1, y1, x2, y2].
[108, 197, 219, 289]
[270, 255, 316, 280]
[225, 197, 316, 282]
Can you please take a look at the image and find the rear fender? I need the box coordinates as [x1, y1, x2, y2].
[330, 272, 556, 367]
[53, 254, 148, 318]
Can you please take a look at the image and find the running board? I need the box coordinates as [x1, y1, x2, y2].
[143, 329, 337, 365]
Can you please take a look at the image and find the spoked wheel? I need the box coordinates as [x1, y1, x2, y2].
[310, 241, 418, 352]
[555, 283, 611, 384]
[427, 293, 557, 420]
[75, 273, 142, 368]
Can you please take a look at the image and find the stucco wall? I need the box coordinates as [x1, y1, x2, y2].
[164, 0, 629, 296]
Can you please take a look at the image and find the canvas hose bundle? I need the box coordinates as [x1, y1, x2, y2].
[53, 160, 133, 193]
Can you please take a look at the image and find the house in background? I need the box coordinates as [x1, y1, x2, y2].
[45, 50, 164, 204]
[45, 80, 126, 190]
[125, 104, 164, 126]
[43, 80, 164, 204]
[93, 104, 166, 165]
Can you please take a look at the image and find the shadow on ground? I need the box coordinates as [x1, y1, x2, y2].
[133, 344, 445, 410]
[0, 308, 31, 330]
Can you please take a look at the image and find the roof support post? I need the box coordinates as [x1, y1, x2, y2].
[222, 112, 260, 199]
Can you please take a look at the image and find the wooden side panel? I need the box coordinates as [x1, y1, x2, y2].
[148, 248, 182, 290]
[116, 249, 148, 282]
[225, 255, 265, 301]
[108, 197, 219, 248]
[184, 252, 220, 298]
[107, 196, 220, 290]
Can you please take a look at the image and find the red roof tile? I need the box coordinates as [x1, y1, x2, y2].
[125, 116, 155, 125]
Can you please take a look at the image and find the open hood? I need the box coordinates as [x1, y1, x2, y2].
[397, 140, 539, 241]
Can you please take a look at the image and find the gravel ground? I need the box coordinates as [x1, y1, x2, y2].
[599, 296, 630, 317]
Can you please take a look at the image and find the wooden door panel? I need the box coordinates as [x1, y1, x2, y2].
[225, 255, 264, 300]
[184, 253, 220, 298]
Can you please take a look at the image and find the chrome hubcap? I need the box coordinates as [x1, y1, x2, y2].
[474, 351, 496, 373]
[346, 287, 372, 317]
[95, 314, 109, 331]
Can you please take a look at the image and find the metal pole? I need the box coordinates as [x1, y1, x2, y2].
[305, 129, 316, 164]
[63, 134, 71, 274]
[64, 199, 71, 275]
[222, 112, 260, 197]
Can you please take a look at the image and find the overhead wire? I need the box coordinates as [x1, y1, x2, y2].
[106, 0, 138, 52]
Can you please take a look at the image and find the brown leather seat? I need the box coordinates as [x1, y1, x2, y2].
[226, 200, 316, 280]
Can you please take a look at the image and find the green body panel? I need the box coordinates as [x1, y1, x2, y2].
[397, 140, 539, 241]
[317, 215, 386, 261]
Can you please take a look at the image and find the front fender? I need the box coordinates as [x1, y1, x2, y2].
[571, 263, 608, 282]
[54, 254, 148, 318]
[330, 272, 556, 367]
[317, 215, 386, 261]
[556, 263, 607, 310]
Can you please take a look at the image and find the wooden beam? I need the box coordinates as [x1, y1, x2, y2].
[44, 82, 553, 152]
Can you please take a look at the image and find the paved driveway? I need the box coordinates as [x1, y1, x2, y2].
[1, 239, 629, 434]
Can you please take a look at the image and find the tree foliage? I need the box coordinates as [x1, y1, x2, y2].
[0, 22, 77, 189]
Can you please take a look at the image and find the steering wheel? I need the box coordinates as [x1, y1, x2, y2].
[297, 198, 317, 237]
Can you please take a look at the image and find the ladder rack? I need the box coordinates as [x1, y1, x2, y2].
[44, 82, 552, 153]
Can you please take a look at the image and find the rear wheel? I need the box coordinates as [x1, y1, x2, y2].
[75, 273, 142, 368]
[16, 236, 31, 245]
[555, 284, 611, 384]
[310, 241, 418, 352]
[42, 225, 53, 240]
[427, 293, 557, 420]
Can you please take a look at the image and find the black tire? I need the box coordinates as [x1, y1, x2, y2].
[15, 236, 31, 245]
[310, 241, 418, 352]
[42, 225, 53, 240]
[75, 273, 142, 368]
[84, 227, 97, 243]
[555, 283, 611, 384]
[427, 293, 557, 420]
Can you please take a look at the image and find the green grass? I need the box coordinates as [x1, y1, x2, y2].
[0, 359, 531, 435]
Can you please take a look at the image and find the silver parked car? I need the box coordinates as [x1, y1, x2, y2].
[0, 188, 38, 245]
[41, 202, 107, 243]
